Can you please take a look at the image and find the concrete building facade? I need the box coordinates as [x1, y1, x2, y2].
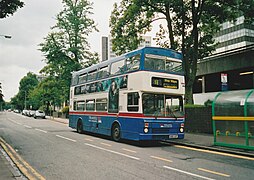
[101, 35, 151, 61]
[101, 36, 108, 61]
[193, 16, 254, 104]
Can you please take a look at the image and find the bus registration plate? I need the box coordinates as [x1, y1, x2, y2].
[169, 134, 178, 139]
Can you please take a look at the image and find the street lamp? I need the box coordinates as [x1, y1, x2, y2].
[0, 34, 12, 39]
[0, 82, 3, 112]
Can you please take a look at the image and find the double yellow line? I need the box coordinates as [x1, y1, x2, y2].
[0, 137, 45, 180]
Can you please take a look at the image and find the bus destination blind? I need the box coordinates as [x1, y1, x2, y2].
[151, 77, 178, 89]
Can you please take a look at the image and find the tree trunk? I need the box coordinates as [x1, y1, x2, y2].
[165, 3, 177, 50]
[184, 0, 199, 105]
[185, 85, 194, 104]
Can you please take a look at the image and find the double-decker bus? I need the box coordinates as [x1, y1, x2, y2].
[69, 47, 185, 141]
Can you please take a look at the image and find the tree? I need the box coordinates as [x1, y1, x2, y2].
[11, 72, 38, 110]
[29, 77, 62, 114]
[110, 0, 254, 104]
[0, 0, 24, 18]
[39, 0, 99, 103]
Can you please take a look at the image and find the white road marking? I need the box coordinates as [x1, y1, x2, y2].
[35, 128, 47, 133]
[15, 113, 26, 118]
[164, 166, 215, 180]
[56, 135, 77, 142]
[23, 125, 32, 129]
[10, 119, 22, 125]
[84, 138, 93, 142]
[150, 156, 172, 163]
[85, 143, 140, 160]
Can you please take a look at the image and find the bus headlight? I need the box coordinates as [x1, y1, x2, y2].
[179, 128, 184, 133]
[144, 128, 149, 133]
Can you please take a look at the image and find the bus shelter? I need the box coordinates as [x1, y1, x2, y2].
[212, 89, 254, 150]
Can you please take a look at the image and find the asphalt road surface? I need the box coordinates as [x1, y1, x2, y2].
[0, 112, 253, 180]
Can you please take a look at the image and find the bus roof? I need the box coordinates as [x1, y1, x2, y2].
[72, 46, 182, 76]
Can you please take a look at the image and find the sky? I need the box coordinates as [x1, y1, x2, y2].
[0, 0, 123, 102]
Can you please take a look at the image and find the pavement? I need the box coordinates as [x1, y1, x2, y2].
[0, 150, 16, 180]
[1, 115, 253, 180]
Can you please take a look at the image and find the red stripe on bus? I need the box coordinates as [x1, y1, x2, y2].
[69, 111, 184, 119]
[69, 111, 143, 117]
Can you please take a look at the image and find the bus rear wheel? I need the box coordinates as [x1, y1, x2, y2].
[112, 123, 121, 142]
[77, 120, 83, 134]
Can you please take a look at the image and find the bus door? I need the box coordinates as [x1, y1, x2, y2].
[86, 99, 99, 132]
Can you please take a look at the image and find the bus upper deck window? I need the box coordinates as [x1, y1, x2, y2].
[98, 66, 109, 79]
[87, 70, 97, 81]
[110, 59, 125, 75]
[126, 54, 140, 72]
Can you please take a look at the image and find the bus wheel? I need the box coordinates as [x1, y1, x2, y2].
[77, 120, 83, 134]
[112, 123, 121, 142]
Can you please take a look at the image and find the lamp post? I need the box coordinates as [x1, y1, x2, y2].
[24, 91, 27, 110]
[0, 82, 3, 111]
[0, 34, 11, 39]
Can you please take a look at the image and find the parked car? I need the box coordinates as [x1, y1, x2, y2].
[34, 110, 46, 119]
[22, 109, 29, 116]
[28, 110, 36, 117]
[14, 109, 20, 113]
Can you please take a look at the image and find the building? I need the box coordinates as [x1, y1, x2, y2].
[193, 16, 254, 104]
[101, 35, 151, 61]
[101, 36, 109, 61]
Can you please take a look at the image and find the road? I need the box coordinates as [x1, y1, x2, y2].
[0, 111, 253, 180]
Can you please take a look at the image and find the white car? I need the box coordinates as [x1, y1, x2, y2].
[28, 110, 36, 117]
[22, 109, 29, 116]
[34, 110, 46, 119]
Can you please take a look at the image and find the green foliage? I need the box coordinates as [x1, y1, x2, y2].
[3, 101, 11, 110]
[29, 77, 63, 113]
[0, 0, 24, 18]
[39, 0, 99, 104]
[204, 99, 213, 107]
[10, 72, 39, 110]
[61, 106, 69, 114]
[110, 0, 254, 104]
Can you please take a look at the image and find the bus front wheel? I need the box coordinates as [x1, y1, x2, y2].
[77, 120, 83, 134]
[112, 123, 121, 142]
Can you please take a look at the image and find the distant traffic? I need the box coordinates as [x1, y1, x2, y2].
[8, 109, 46, 119]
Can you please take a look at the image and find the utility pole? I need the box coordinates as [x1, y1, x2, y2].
[0, 82, 3, 111]
[24, 91, 27, 110]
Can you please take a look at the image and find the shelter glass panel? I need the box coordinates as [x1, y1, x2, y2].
[214, 90, 249, 116]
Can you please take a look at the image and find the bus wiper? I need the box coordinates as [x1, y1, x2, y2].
[170, 109, 177, 120]
[154, 108, 160, 119]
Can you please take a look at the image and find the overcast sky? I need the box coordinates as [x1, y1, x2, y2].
[0, 0, 122, 102]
